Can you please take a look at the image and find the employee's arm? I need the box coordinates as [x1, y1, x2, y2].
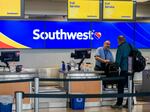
[95, 56, 109, 63]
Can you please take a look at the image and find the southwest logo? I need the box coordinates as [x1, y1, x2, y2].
[0, 32, 29, 48]
[94, 32, 102, 40]
[33, 29, 102, 40]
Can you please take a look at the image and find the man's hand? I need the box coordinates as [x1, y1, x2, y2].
[95, 56, 110, 64]
[103, 60, 110, 63]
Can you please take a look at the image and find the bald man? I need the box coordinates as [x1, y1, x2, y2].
[94, 40, 114, 71]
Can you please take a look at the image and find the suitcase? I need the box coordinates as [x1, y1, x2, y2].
[142, 70, 150, 101]
[103, 63, 119, 87]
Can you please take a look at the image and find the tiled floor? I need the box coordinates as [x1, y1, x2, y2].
[23, 104, 150, 112]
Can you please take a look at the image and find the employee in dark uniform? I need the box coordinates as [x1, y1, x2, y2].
[94, 40, 114, 71]
[112, 35, 132, 108]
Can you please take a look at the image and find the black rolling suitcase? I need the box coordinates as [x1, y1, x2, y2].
[103, 63, 119, 87]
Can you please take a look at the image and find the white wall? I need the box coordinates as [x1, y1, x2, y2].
[19, 49, 113, 68]
[1, 48, 149, 81]
[1, 49, 149, 69]
[8, 48, 150, 81]
[0, 49, 97, 68]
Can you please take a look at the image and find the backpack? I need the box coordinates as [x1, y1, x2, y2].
[128, 44, 146, 72]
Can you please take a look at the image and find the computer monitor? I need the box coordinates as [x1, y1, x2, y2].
[1, 51, 20, 62]
[71, 49, 91, 70]
[71, 49, 91, 59]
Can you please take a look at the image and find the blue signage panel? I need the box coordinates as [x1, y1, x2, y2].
[0, 20, 149, 49]
[135, 22, 150, 48]
[45, 22, 92, 48]
[91, 22, 135, 48]
[0, 20, 45, 48]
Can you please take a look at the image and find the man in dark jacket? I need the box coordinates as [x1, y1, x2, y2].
[112, 35, 132, 108]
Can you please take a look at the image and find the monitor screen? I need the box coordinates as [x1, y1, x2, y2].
[71, 49, 91, 59]
[1, 51, 20, 62]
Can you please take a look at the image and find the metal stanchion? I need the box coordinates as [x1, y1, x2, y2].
[34, 77, 39, 112]
[128, 76, 132, 112]
[128, 56, 133, 112]
[16, 92, 23, 112]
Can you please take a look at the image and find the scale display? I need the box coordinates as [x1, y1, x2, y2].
[0, 0, 24, 18]
[103, 0, 134, 20]
[68, 0, 100, 20]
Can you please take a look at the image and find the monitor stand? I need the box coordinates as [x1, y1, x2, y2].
[0, 61, 10, 72]
[78, 56, 85, 71]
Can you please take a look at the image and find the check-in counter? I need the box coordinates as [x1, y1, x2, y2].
[0, 72, 38, 110]
[63, 71, 104, 107]
[38, 68, 60, 86]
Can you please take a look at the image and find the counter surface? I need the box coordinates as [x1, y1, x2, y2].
[63, 71, 104, 74]
[0, 72, 38, 82]
[0, 72, 35, 106]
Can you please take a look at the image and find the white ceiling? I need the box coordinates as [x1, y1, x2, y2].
[136, 0, 150, 2]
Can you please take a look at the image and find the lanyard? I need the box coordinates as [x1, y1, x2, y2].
[103, 49, 108, 60]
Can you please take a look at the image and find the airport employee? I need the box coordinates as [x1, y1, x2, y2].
[94, 40, 114, 71]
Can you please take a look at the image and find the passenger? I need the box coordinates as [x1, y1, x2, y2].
[112, 35, 133, 108]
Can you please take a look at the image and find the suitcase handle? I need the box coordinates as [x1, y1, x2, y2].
[146, 71, 150, 79]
